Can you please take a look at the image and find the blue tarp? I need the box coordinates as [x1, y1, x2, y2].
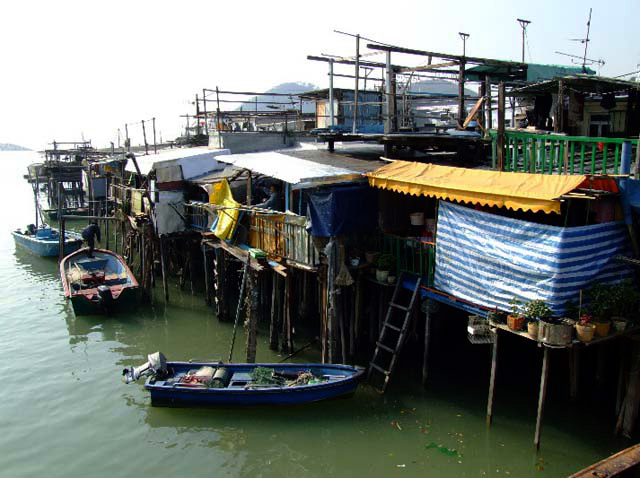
[434, 201, 632, 316]
[307, 185, 378, 237]
[617, 178, 640, 220]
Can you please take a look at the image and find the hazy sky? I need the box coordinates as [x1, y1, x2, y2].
[2, 0, 638, 150]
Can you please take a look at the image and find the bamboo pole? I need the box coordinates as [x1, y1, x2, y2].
[534, 347, 550, 449]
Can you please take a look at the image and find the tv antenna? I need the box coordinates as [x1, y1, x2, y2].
[555, 8, 604, 72]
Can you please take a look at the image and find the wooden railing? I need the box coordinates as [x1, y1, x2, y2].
[184, 202, 319, 267]
[489, 130, 639, 175]
[109, 184, 147, 214]
[382, 233, 435, 286]
[250, 212, 318, 267]
[184, 202, 211, 231]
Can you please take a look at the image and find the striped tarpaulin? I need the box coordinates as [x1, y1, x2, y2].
[434, 201, 632, 316]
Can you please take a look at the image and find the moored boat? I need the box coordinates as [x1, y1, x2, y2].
[123, 352, 365, 407]
[60, 248, 139, 315]
[12, 226, 83, 257]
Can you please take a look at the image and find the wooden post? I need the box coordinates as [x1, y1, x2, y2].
[141, 119, 149, 155]
[569, 347, 580, 401]
[202, 88, 209, 136]
[215, 86, 222, 148]
[269, 272, 280, 350]
[422, 306, 432, 387]
[458, 59, 466, 127]
[152, 117, 157, 154]
[160, 234, 169, 303]
[246, 170, 252, 206]
[353, 33, 360, 134]
[534, 347, 550, 449]
[486, 329, 499, 424]
[485, 76, 492, 130]
[245, 271, 258, 363]
[124, 123, 130, 152]
[214, 248, 226, 320]
[57, 182, 64, 261]
[282, 274, 292, 354]
[202, 243, 211, 306]
[384, 51, 397, 134]
[497, 82, 506, 171]
[555, 80, 564, 133]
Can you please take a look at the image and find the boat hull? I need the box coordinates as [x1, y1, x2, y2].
[145, 362, 364, 407]
[60, 248, 140, 316]
[12, 230, 82, 257]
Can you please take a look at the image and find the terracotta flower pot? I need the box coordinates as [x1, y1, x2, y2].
[593, 320, 611, 337]
[507, 315, 525, 331]
[575, 323, 596, 343]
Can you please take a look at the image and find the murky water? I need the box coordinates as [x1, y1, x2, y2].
[0, 151, 632, 477]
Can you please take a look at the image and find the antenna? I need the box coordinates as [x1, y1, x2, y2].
[581, 8, 593, 70]
[517, 19, 531, 63]
[556, 8, 604, 72]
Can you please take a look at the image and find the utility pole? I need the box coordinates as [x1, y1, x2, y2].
[458, 33, 470, 127]
[517, 18, 531, 63]
[459, 32, 469, 57]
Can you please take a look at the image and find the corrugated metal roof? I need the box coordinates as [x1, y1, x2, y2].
[216, 149, 384, 188]
[125, 147, 230, 177]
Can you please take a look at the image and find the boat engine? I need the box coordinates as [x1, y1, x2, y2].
[122, 351, 168, 383]
[97, 285, 113, 308]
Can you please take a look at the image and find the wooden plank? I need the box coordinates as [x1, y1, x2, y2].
[462, 96, 485, 129]
[486, 330, 498, 424]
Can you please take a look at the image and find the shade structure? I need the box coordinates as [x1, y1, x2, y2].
[366, 161, 587, 214]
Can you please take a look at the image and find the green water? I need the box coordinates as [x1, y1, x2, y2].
[0, 152, 631, 477]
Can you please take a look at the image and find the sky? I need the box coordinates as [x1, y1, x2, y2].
[1, 0, 639, 150]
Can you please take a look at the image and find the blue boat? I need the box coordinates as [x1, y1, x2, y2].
[12, 226, 83, 257]
[123, 352, 364, 407]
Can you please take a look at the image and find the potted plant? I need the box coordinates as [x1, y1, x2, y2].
[507, 297, 525, 331]
[585, 283, 613, 337]
[575, 313, 596, 342]
[609, 280, 640, 332]
[374, 253, 395, 282]
[523, 299, 552, 340]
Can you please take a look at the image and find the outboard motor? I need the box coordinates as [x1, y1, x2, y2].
[97, 285, 113, 309]
[123, 352, 168, 383]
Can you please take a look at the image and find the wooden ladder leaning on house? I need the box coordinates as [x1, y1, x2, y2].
[368, 272, 422, 393]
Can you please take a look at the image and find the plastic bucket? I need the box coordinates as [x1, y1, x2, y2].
[409, 212, 425, 226]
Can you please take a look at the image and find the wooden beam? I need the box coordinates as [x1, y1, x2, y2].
[462, 96, 485, 129]
[397, 61, 459, 74]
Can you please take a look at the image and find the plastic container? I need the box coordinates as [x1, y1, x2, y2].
[409, 212, 425, 226]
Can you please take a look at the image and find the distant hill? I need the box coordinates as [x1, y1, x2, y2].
[237, 82, 319, 113]
[0, 143, 30, 151]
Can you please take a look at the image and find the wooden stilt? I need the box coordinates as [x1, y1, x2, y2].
[596, 344, 606, 388]
[269, 272, 280, 350]
[486, 329, 499, 425]
[282, 273, 292, 354]
[202, 243, 211, 306]
[569, 347, 580, 401]
[214, 248, 226, 320]
[534, 347, 550, 449]
[160, 235, 169, 303]
[189, 242, 196, 296]
[422, 306, 433, 387]
[245, 271, 258, 363]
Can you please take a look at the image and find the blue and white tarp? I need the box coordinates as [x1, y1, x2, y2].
[434, 201, 632, 316]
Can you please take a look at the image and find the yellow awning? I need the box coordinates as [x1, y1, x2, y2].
[366, 161, 587, 214]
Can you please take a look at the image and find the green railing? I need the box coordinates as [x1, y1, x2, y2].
[382, 233, 435, 286]
[489, 130, 638, 175]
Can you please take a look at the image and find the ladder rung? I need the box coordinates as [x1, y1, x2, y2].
[390, 302, 409, 312]
[384, 323, 402, 332]
[369, 363, 390, 375]
[376, 342, 395, 353]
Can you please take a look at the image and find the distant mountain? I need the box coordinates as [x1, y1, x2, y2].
[0, 143, 30, 151]
[237, 82, 319, 114]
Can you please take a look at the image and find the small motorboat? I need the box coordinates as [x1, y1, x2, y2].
[12, 225, 83, 257]
[123, 352, 365, 407]
[60, 248, 139, 315]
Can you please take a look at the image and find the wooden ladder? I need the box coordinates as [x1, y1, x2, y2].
[368, 273, 422, 392]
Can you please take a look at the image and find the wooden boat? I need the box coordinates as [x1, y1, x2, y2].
[60, 248, 139, 315]
[12, 226, 82, 257]
[45, 207, 89, 220]
[123, 352, 364, 407]
[568, 443, 640, 477]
